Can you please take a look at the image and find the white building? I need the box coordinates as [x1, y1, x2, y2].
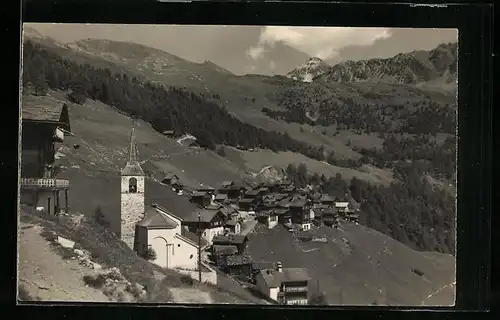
[135, 203, 208, 270]
[255, 262, 310, 305]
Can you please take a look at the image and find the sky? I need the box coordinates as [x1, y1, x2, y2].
[25, 24, 458, 75]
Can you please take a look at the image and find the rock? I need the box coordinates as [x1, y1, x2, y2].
[74, 249, 85, 256]
[57, 236, 75, 249]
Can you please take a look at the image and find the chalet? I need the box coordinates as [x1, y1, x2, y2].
[220, 206, 240, 221]
[322, 208, 338, 227]
[212, 234, 248, 254]
[220, 181, 235, 189]
[256, 210, 279, 229]
[243, 189, 262, 200]
[134, 204, 208, 270]
[205, 203, 223, 211]
[197, 186, 216, 195]
[255, 262, 310, 305]
[320, 195, 335, 206]
[275, 208, 291, 224]
[335, 201, 350, 214]
[238, 198, 257, 212]
[218, 254, 253, 279]
[224, 220, 241, 235]
[214, 193, 229, 204]
[289, 199, 312, 230]
[346, 213, 360, 223]
[171, 182, 184, 195]
[20, 102, 71, 216]
[162, 130, 175, 138]
[182, 209, 227, 244]
[211, 245, 238, 264]
[190, 191, 212, 207]
[161, 173, 179, 186]
[219, 184, 245, 200]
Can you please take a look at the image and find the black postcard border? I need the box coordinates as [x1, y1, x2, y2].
[4, 0, 494, 318]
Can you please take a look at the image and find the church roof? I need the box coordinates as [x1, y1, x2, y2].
[137, 207, 178, 229]
[122, 127, 145, 176]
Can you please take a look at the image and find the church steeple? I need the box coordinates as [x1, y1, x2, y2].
[121, 127, 145, 176]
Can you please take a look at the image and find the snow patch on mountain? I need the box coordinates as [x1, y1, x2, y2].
[286, 57, 330, 83]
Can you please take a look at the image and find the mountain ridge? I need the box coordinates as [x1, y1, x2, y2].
[313, 42, 457, 85]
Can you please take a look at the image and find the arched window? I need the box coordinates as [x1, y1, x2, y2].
[129, 177, 138, 193]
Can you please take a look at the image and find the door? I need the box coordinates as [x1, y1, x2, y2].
[152, 237, 169, 268]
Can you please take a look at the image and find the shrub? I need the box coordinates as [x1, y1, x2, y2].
[145, 247, 157, 261]
[180, 275, 194, 286]
[216, 147, 226, 157]
[94, 206, 110, 229]
[83, 274, 107, 289]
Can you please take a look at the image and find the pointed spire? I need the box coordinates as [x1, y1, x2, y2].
[129, 128, 138, 164]
[121, 126, 144, 176]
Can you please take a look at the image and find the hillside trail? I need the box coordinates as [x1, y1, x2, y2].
[18, 222, 110, 302]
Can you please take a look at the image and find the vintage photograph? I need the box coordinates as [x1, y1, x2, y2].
[18, 24, 457, 306]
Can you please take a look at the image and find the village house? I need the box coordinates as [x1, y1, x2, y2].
[214, 193, 229, 204]
[218, 254, 253, 279]
[212, 234, 248, 254]
[197, 186, 216, 195]
[134, 203, 208, 270]
[224, 220, 241, 234]
[190, 191, 212, 207]
[238, 198, 257, 212]
[161, 173, 179, 186]
[275, 208, 291, 225]
[218, 183, 245, 200]
[320, 195, 335, 206]
[289, 199, 313, 231]
[20, 102, 71, 216]
[255, 210, 279, 229]
[182, 209, 227, 244]
[335, 201, 351, 215]
[255, 262, 310, 305]
[171, 182, 184, 195]
[220, 206, 240, 221]
[211, 245, 238, 264]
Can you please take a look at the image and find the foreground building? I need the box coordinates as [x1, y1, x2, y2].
[255, 262, 310, 305]
[20, 102, 71, 216]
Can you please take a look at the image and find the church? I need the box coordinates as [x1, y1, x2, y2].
[120, 128, 206, 270]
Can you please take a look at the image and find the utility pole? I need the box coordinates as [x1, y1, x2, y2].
[198, 212, 202, 283]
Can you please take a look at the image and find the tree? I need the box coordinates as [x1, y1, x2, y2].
[94, 206, 110, 229]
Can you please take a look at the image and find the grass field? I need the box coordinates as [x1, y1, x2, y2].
[246, 223, 455, 306]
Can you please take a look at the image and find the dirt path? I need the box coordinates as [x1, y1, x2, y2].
[18, 223, 110, 302]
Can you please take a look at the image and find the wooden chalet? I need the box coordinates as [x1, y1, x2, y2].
[161, 173, 179, 185]
[212, 234, 248, 254]
[20, 102, 71, 216]
[224, 220, 241, 234]
[211, 245, 238, 264]
[238, 198, 257, 211]
[190, 191, 212, 207]
[218, 254, 253, 278]
[182, 209, 227, 242]
[288, 199, 312, 224]
[320, 195, 335, 206]
[214, 193, 229, 204]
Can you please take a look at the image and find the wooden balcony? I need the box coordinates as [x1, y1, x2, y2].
[284, 286, 308, 293]
[20, 178, 69, 190]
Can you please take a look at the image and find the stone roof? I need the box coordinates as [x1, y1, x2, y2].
[218, 254, 253, 267]
[213, 245, 238, 256]
[258, 268, 310, 288]
[121, 162, 145, 176]
[180, 227, 208, 248]
[22, 102, 70, 126]
[213, 234, 247, 245]
[137, 206, 178, 229]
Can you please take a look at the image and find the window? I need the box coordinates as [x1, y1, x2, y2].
[178, 244, 181, 247]
[129, 177, 138, 193]
[190, 254, 194, 259]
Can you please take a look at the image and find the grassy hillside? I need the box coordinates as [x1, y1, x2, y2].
[247, 223, 455, 306]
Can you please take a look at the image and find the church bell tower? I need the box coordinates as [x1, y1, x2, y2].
[120, 127, 145, 250]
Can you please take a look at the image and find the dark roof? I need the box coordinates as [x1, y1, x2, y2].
[220, 207, 237, 216]
[205, 204, 223, 210]
[238, 198, 254, 204]
[219, 254, 253, 267]
[225, 220, 239, 227]
[163, 173, 178, 180]
[252, 262, 276, 271]
[290, 200, 307, 207]
[121, 161, 145, 176]
[274, 208, 289, 215]
[147, 180, 199, 220]
[221, 181, 234, 187]
[213, 245, 238, 255]
[245, 190, 260, 196]
[191, 191, 208, 197]
[213, 234, 247, 245]
[180, 227, 209, 248]
[258, 268, 310, 288]
[22, 102, 71, 130]
[215, 194, 228, 200]
[321, 195, 335, 202]
[137, 207, 178, 229]
[184, 209, 222, 223]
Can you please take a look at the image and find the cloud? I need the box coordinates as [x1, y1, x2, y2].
[246, 27, 392, 60]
